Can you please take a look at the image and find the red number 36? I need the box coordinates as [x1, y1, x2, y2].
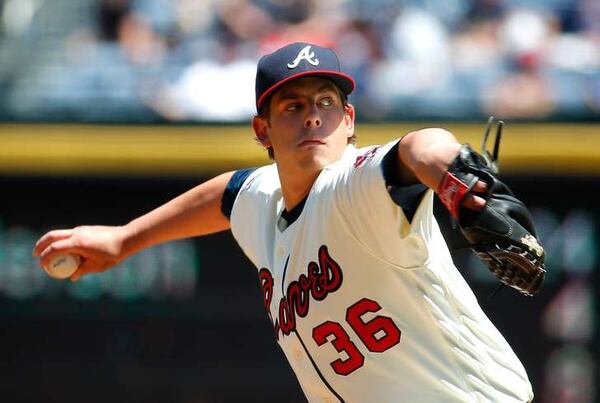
[312, 298, 401, 376]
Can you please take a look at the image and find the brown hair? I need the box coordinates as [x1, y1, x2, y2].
[255, 82, 356, 159]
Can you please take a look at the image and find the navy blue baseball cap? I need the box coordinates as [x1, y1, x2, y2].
[255, 42, 355, 110]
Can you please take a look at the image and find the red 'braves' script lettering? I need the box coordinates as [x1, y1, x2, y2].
[259, 245, 343, 339]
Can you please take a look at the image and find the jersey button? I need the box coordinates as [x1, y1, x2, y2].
[277, 246, 285, 257]
[293, 348, 303, 361]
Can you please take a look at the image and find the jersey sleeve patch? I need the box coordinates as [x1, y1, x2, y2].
[221, 167, 257, 219]
[381, 140, 428, 222]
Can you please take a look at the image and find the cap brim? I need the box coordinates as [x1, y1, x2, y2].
[256, 70, 355, 109]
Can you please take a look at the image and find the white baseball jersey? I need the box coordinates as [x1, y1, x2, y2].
[227, 141, 533, 403]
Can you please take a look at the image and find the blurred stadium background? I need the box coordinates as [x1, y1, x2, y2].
[0, 0, 598, 402]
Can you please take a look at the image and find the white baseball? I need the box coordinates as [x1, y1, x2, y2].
[44, 254, 81, 279]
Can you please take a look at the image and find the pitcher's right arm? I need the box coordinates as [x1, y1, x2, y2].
[33, 171, 235, 281]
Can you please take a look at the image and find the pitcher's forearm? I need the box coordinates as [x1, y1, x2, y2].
[397, 128, 462, 190]
[120, 171, 234, 259]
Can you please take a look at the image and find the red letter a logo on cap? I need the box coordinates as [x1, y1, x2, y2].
[287, 45, 320, 69]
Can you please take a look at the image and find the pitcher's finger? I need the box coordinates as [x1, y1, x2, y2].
[69, 258, 93, 283]
[33, 229, 73, 256]
[471, 180, 488, 194]
[463, 194, 486, 211]
[38, 239, 82, 268]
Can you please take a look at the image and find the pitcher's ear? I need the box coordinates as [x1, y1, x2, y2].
[252, 116, 271, 148]
[344, 104, 355, 138]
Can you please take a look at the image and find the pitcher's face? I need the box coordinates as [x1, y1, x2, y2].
[253, 77, 355, 173]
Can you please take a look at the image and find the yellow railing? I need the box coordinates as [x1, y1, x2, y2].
[0, 123, 598, 175]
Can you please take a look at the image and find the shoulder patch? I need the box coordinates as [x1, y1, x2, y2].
[353, 146, 381, 168]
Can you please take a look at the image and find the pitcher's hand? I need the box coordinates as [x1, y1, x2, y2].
[33, 225, 130, 282]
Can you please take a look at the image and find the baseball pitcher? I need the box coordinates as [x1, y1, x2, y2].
[34, 42, 545, 402]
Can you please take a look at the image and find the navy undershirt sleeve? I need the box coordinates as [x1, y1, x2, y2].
[381, 141, 428, 222]
[382, 141, 469, 249]
[220, 168, 257, 220]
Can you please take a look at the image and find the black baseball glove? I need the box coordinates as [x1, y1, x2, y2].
[438, 118, 546, 296]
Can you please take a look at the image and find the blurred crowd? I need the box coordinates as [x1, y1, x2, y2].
[0, 0, 598, 122]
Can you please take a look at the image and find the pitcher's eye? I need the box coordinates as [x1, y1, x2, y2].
[319, 97, 334, 108]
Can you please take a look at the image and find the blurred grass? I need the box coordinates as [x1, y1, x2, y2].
[0, 123, 598, 176]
